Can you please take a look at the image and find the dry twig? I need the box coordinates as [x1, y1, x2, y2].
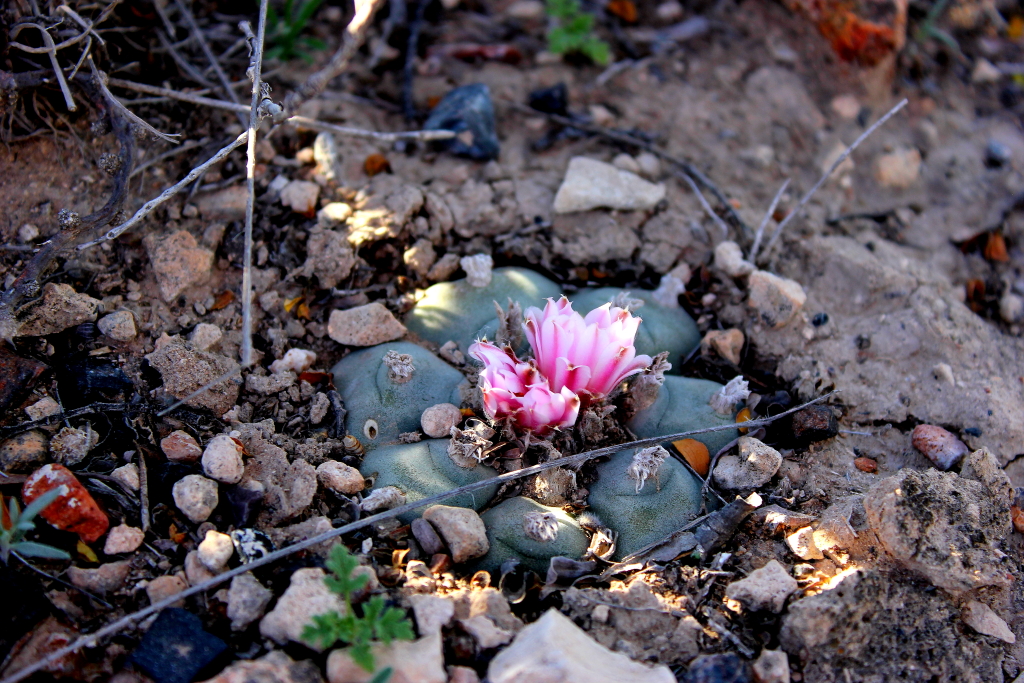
[749, 178, 790, 262]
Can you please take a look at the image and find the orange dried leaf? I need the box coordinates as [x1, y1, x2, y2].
[392, 547, 410, 568]
[283, 296, 303, 313]
[673, 438, 710, 477]
[77, 540, 98, 563]
[607, 0, 637, 22]
[296, 302, 311, 320]
[210, 290, 235, 311]
[984, 232, 1010, 262]
[364, 153, 392, 177]
[298, 371, 333, 385]
[736, 406, 753, 434]
[1009, 15, 1024, 40]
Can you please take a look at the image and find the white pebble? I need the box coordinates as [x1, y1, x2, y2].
[172, 474, 219, 523]
[714, 241, 755, 277]
[421, 403, 463, 438]
[111, 463, 140, 491]
[103, 524, 145, 555]
[316, 460, 365, 495]
[202, 434, 245, 484]
[270, 348, 317, 374]
[198, 529, 235, 572]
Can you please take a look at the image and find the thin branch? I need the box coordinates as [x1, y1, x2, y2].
[676, 168, 729, 239]
[12, 552, 113, 609]
[157, 28, 216, 88]
[758, 99, 908, 262]
[78, 131, 248, 249]
[90, 63, 180, 143]
[749, 178, 790, 262]
[130, 138, 203, 178]
[0, 390, 836, 683]
[283, 0, 390, 114]
[107, 77, 249, 113]
[240, 5, 270, 370]
[171, 0, 248, 127]
[25, 24, 76, 111]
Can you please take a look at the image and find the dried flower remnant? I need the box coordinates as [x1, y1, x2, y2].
[468, 341, 580, 436]
[448, 420, 495, 467]
[383, 351, 415, 384]
[626, 445, 669, 492]
[523, 511, 560, 542]
[524, 297, 652, 399]
[709, 375, 750, 416]
[360, 486, 406, 512]
[629, 351, 672, 413]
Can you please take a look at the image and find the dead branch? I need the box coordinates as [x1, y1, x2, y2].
[757, 99, 908, 263]
[283, 0, 389, 114]
[171, 0, 247, 125]
[676, 168, 729, 238]
[0, 389, 835, 683]
[749, 178, 790, 262]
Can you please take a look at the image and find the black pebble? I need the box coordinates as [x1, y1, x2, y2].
[811, 312, 829, 327]
[791, 405, 840, 444]
[683, 653, 753, 683]
[129, 608, 226, 683]
[423, 84, 500, 161]
[528, 82, 569, 116]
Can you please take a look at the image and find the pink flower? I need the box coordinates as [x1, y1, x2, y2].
[469, 341, 580, 435]
[523, 297, 652, 398]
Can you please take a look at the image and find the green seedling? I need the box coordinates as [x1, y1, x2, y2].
[264, 0, 328, 63]
[545, 0, 611, 65]
[303, 544, 414, 678]
[0, 488, 72, 565]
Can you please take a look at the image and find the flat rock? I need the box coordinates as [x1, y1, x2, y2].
[143, 230, 214, 302]
[747, 270, 806, 329]
[104, 524, 145, 555]
[754, 235, 1024, 464]
[487, 609, 675, 683]
[130, 608, 226, 683]
[781, 570, 1003, 682]
[290, 227, 357, 289]
[260, 568, 346, 650]
[145, 336, 240, 415]
[327, 303, 406, 346]
[67, 561, 131, 595]
[326, 632, 446, 683]
[97, 310, 137, 341]
[0, 430, 49, 473]
[712, 437, 782, 490]
[16, 283, 100, 337]
[553, 157, 666, 213]
[198, 650, 323, 683]
[961, 600, 1015, 643]
[422, 505, 489, 563]
[226, 573, 274, 632]
[862, 467, 1012, 593]
[724, 560, 798, 613]
[551, 211, 641, 263]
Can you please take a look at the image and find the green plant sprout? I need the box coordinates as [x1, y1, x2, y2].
[545, 0, 611, 65]
[264, 0, 328, 63]
[0, 488, 72, 565]
[302, 544, 414, 680]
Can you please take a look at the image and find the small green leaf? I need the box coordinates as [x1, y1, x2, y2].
[350, 642, 375, 672]
[12, 541, 71, 561]
[369, 667, 394, 683]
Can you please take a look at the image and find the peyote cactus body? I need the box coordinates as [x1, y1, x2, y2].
[359, 439, 498, 523]
[476, 497, 590, 573]
[405, 267, 561, 352]
[342, 268, 746, 574]
[332, 342, 464, 444]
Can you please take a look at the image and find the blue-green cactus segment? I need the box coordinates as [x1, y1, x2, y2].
[628, 375, 738, 455]
[405, 267, 562, 352]
[476, 497, 590, 573]
[588, 449, 704, 558]
[332, 342, 464, 445]
[360, 439, 499, 523]
[568, 288, 700, 373]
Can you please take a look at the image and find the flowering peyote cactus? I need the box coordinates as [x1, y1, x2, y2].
[333, 266, 742, 569]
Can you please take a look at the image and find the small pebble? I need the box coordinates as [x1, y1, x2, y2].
[830, 94, 860, 119]
[790, 406, 838, 444]
[189, 323, 223, 351]
[685, 653, 753, 683]
[185, 550, 217, 585]
[961, 600, 1015, 644]
[874, 147, 921, 189]
[612, 153, 642, 174]
[714, 241, 755, 278]
[427, 253, 462, 282]
[635, 152, 661, 178]
[317, 202, 353, 226]
[701, 329, 744, 366]
[259, 568, 345, 649]
[227, 573, 274, 631]
[67, 561, 131, 595]
[172, 474, 219, 523]
[103, 524, 145, 555]
[198, 529, 235, 572]
[747, 270, 807, 329]
[505, 0, 545, 19]
[161, 430, 202, 463]
[24, 396, 60, 421]
[202, 434, 245, 484]
[269, 348, 316, 374]
[97, 310, 137, 341]
[422, 505, 489, 563]
[309, 392, 331, 425]
[146, 574, 188, 606]
[655, 0, 683, 21]
[421, 403, 463, 438]
[327, 303, 407, 346]
[971, 58, 1002, 84]
[18, 223, 39, 242]
[854, 457, 878, 473]
[111, 463, 140, 491]
[985, 139, 1012, 168]
[412, 518, 446, 556]
[712, 437, 782, 490]
[316, 460, 365, 494]
[752, 649, 790, 683]
[0, 430, 50, 473]
[724, 559, 798, 613]
[999, 292, 1024, 323]
[911, 424, 968, 471]
[279, 180, 320, 215]
[785, 527, 823, 561]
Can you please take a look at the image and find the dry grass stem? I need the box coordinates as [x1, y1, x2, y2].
[749, 178, 790, 262]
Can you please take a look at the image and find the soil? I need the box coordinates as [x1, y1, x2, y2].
[2, 0, 1024, 681]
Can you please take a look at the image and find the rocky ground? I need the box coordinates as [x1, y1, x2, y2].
[2, 0, 1024, 681]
